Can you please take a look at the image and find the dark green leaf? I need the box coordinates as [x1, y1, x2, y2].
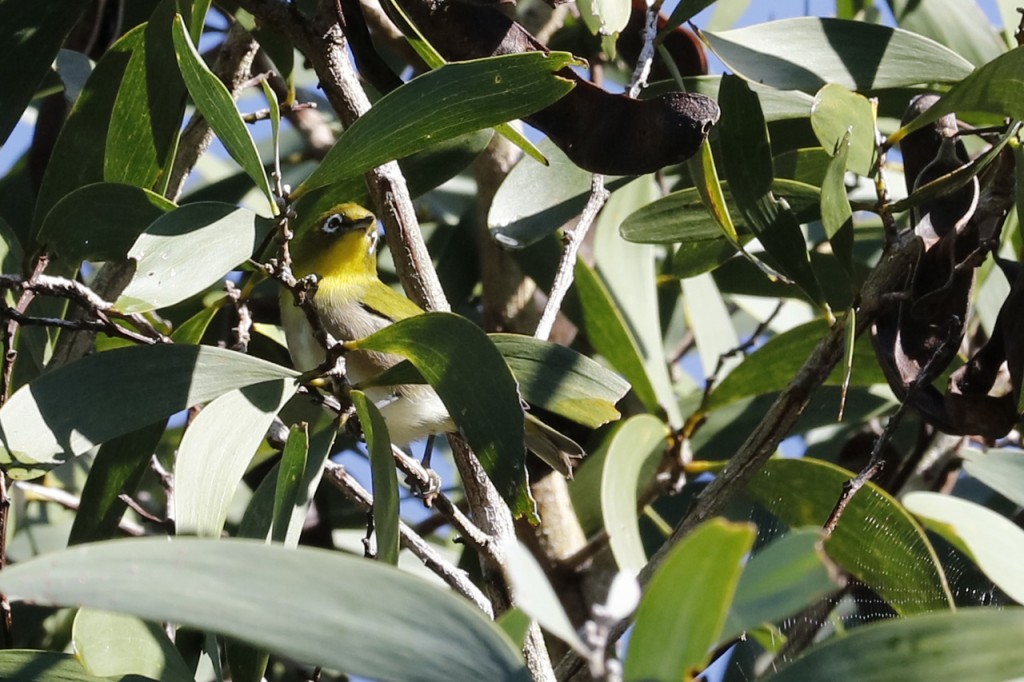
[272, 424, 308, 545]
[116, 202, 268, 313]
[0, 650, 147, 681]
[774, 148, 833, 186]
[171, 15, 274, 208]
[353, 313, 533, 520]
[0, 0, 90, 144]
[962, 448, 1024, 508]
[37, 183, 175, 267]
[719, 75, 826, 306]
[105, 1, 187, 192]
[702, 18, 973, 93]
[896, 47, 1024, 141]
[353, 391, 400, 565]
[819, 133, 855, 272]
[0, 344, 297, 478]
[31, 28, 143, 240]
[296, 53, 577, 196]
[574, 261, 660, 415]
[625, 519, 755, 681]
[0, 538, 529, 682]
[176, 380, 297, 536]
[747, 458, 953, 615]
[765, 609, 1024, 682]
[491, 334, 629, 428]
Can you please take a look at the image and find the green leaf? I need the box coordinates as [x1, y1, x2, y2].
[682, 75, 816, 121]
[688, 138, 740, 245]
[0, 0, 90, 144]
[774, 148, 833, 186]
[353, 391, 400, 565]
[904, 492, 1024, 605]
[67, 422, 166, 546]
[296, 53, 577, 197]
[819, 132, 855, 272]
[491, 334, 629, 428]
[701, 18, 974, 93]
[719, 75, 826, 307]
[73, 609, 193, 682]
[765, 609, 1024, 682]
[662, 0, 718, 36]
[747, 458, 953, 614]
[575, 260, 660, 416]
[625, 519, 755, 681]
[708, 319, 886, 409]
[176, 380, 297, 537]
[504, 541, 588, 655]
[0, 650, 143, 681]
[962, 448, 1024, 508]
[31, 27, 143, 240]
[352, 313, 533, 520]
[601, 415, 668, 574]
[888, 0, 1005, 69]
[0, 344, 297, 478]
[271, 424, 308, 546]
[683, 272, 740, 378]
[171, 15, 274, 210]
[895, 47, 1024, 142]
[620, 178, 821, 246]
[37, 183, 175, 267]
[489, 138, 631, 249]
[810, 84, 877, 177]
[722, 529, 840, 642]
[105, 0, 187, 192]
[0, 538, 529, 682]
[116, 202, 268, 313]
[578, 0, 630, 37]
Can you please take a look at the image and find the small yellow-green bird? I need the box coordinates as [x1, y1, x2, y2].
[281, 202, 580, 474]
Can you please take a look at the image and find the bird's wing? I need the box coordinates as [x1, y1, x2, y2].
[361, 280, 426, 322]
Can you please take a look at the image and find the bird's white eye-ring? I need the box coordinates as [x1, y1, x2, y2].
[322, 213, 345, 234]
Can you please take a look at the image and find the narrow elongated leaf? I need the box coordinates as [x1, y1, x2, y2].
[171, 15, 274, 209]
[819, 132, 854, 272]
[105, 0, 186, 191]
[810, 84, 876, 177]
[31, 28, 143, 238]
[38, 183, 175, 266]
[895, 47, 1024, 141]
[688, 139, 740, 245]
[67, 422, 166, 546]
[353, 391, 400, 565]
[962, 448, 1024, 508]
[0, 0, 90, 144]
[683, 272, 740, 378]
[575, 260, 660, 415]
[0, 538, 529, 682]
[504, 541, 588, 655]
[701, 18, 973, 93]
[176, 380, 297, 537]
[888, 0, 1004, 68]
[271, 425, 308, 545]
[708, 319, 887, 409]
[296, 53, 577, 196]
[719, 75, 826, 306]
[722, 529, 841, 642]
[625, 520, 755, 681]
[352, 313, 533, 520]
[766, 609, 1024, 682]
[904, 492, 1024, 605]
[116, 202, 266, 313]
[0, 345, 297, 477]
[73, 609, 193, 682]
[747, 458, 953, 614]
[601, 415, 668, 574]
[0, 650, 142, 681]
[491, 334, 629, 428]
[620, 178, 820, 245]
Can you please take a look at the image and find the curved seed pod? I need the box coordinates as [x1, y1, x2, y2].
[372, 0, 720, 175]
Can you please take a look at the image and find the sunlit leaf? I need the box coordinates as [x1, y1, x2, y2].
[73, 609, 192, 682]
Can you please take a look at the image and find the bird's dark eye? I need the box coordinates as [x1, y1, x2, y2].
[322, 214, 345, 234]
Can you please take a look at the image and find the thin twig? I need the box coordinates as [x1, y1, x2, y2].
[627, 1, 663, 98]
[0, 471, 11, 647]
[241, 101, 317, 124]
[225, 281, 252, 353]
[535, 175, 610, 341]
[322, 461, 493, 616]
